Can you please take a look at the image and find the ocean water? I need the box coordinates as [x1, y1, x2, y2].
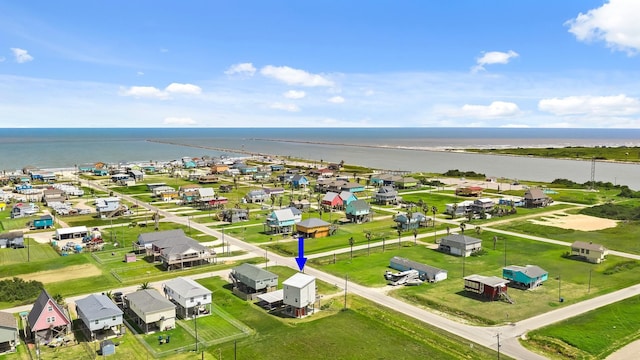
[1, 128, 639, 189]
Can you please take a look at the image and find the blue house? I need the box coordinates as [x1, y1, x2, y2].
[270, 164, 284, 171]
[93, 169, 108, 176]
[339, 191, 357, 206]
[345, 199, 371, 223]
[32, 215, 54, 229]
[502, 265, 548, 289]
[265, 208, 301, 234]
[291, 175, 309, 189]
[394, 212, 428, 231]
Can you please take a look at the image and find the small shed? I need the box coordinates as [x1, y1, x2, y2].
[124, 253, 136, 263]
[100, 339, 115, 356]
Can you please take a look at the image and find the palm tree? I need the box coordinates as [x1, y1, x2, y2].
[139, 281, 151, 290]
[53, 293, 65, 306]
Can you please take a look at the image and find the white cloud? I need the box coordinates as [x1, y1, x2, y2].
[538, 94, 640, 116]
[225, 62, 256, 76]
[119, 86, 168, 99]
[11, 48, 34, 63]
[260, 65, 334, 87]
[328, 96, 345, 104]
[269, 102, 300, 112]
[137, 71, 144, 76]
[163, 117, 197, 126]
[119, 82, 201, 99]
[283, 90, 306, 99]
[165, 83, 202, 95]
[440, 101, 522, 119]
[472, 50, 518, 72]
[160, 48, 169, 53]
[567, 0, 640, 55]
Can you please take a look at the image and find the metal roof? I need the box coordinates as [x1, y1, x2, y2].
[75, 294, 122, 321]
[232, 263, 278, 282]
[126, 289, 175, 314]
[283, 273, 315, 288]
[163, 277, 211, 298]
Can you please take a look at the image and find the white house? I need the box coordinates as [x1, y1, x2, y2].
[95, 197, 121, 216]
[283, 273, 316, 318]
[163, 277, 212, 319]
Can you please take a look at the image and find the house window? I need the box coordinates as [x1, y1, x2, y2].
[586, 249, 590, 255]
[95, 320, 99, 324]
[203, 295, 208, 300]
[190, 297, 194, 302]
[112, 316, 116, 321]
[48, 305, 53, 312]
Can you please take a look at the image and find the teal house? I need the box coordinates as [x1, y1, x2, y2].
[502, 265, 548, 289]
[345, 199, 371, 224]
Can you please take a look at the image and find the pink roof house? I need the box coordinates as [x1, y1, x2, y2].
[27, 290, 71, 343]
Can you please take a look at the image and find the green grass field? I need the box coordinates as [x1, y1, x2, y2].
[194, 276, 506, 360]
[310, 232, 640, 325]
[493, 218, 640, 254]
[524, 295, 640, 359]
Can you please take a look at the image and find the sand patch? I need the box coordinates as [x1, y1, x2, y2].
[1, 264, 102, 284]
[528, 213, 618, 231]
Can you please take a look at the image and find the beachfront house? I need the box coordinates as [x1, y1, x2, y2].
[0, 232, 24, 249]
[394, 212, 428, 231]
[524, 188, 552, 208]
[321, 192, 343, 209]
[245, 189, 269, 203]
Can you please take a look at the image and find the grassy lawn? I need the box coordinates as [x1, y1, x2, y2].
[466, 146, 640, 163]
[309, 232, 640, 325]
[0, 240, 59, 265]
[523, 292, 640, 359]
[493, 218, 640, 255]
[264, 220, 448, 256]
[192, 276, 506, 360]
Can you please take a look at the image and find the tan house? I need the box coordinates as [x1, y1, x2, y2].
[571, 241, 608, 264]
[211, 164, 229, 174]
[125, 289, 176, 333]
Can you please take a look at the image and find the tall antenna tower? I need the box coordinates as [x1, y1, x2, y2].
[590, 158, 596, 190]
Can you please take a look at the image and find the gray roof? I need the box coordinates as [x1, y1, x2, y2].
[164, 277, 211, 298]
[76, 294, 122, 320]
[232, 263, 278, 282]
[270, 208, 296, 221]
[390, 257, 447, 280]
[348, 199, 370, 211]
[441, 234, 482, 246]
[572, 241, 606, 252]
[504, 265, 548, 278]
[524, 188, 547, 200]
[0, 311, 17, 330]
[126, 289, 175, 314]
[296, 218, 331, 228]
[137, 229, 186, 246]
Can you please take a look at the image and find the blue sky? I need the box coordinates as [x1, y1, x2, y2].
[1, 0, 640, 128]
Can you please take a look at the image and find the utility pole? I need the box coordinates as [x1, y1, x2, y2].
[504, 237, 507, 267]
[495, 332, 501, 360]
[558, 274, 562, 302]
[588, 269, 592, 293]
[344, 274, 348, 310]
